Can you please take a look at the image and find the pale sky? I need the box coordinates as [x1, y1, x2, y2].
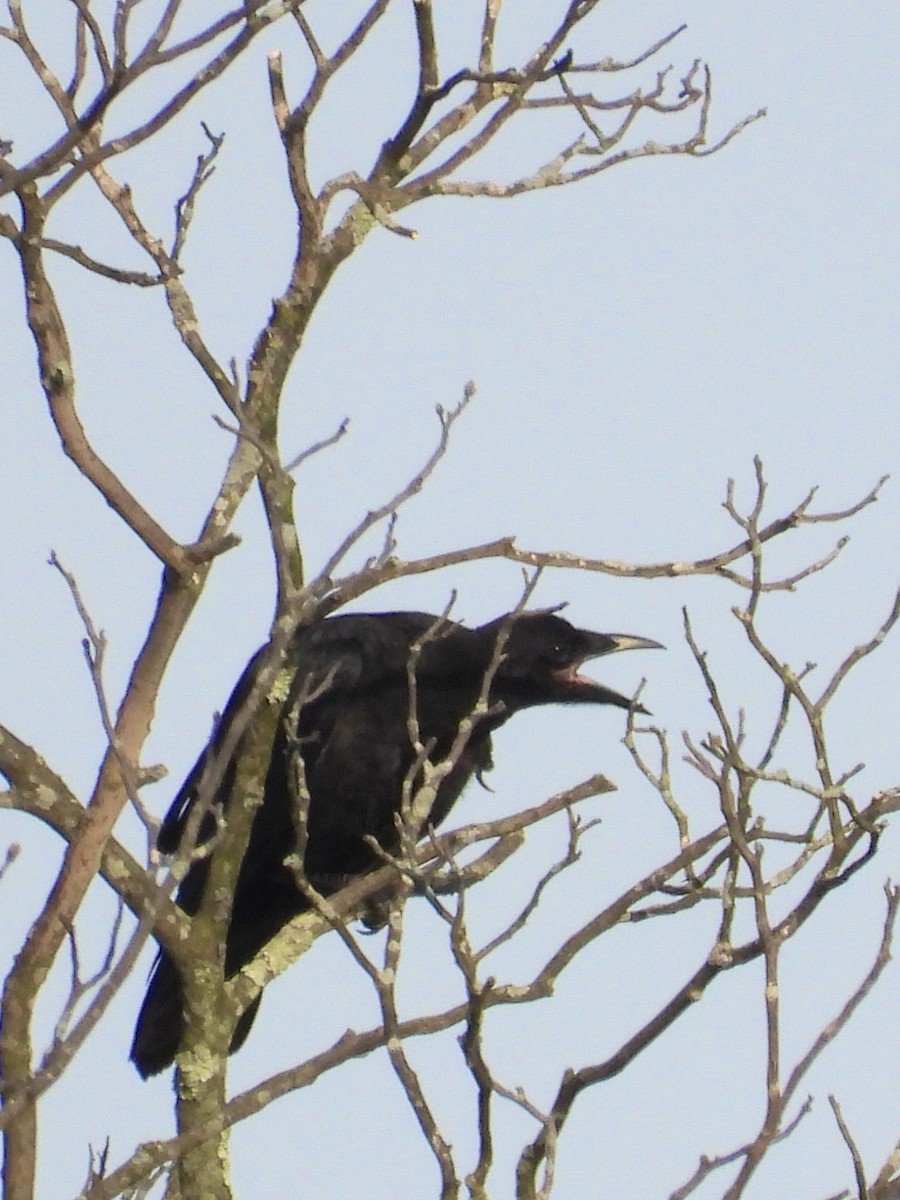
[2, 3, 898, 1197]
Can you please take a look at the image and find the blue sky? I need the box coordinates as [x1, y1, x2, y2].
[1, 2, 898, 1197]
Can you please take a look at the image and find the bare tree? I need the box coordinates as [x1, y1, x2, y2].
[1, 3, 896, 1199]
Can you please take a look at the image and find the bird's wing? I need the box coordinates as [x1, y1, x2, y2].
[156, 646, 266, 854]
[157, 612, 451, 855]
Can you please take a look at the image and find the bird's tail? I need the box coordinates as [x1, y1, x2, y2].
[130, 950, 264, 1078]
[130, 953, 184, 1078]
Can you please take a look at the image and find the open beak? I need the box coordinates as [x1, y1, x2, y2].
[563, 630, 664, 712]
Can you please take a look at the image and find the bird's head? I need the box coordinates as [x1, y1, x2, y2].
[488, 610, 663, 712]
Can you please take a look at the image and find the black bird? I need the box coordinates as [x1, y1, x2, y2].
[130, 609, 661, 1077]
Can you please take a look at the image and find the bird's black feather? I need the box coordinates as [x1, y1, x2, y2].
[130, 610, 660, 1076]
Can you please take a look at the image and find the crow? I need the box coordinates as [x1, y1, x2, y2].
[130, 609, 661, 1077]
